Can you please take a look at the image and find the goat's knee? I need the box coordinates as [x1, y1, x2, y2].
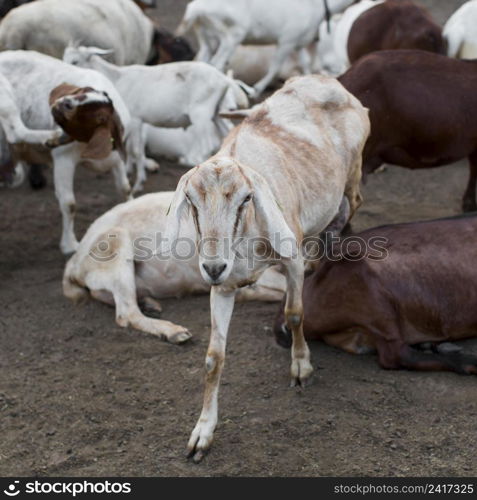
[205, 350, 224, 378]
[285, 309, 303, 329]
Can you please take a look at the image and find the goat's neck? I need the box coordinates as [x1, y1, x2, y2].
[90, 56, 122, 83]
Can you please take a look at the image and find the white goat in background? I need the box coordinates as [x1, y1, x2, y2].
[0, 0, 156, 64]
[162, 75, 370, 460]
[177, 0, 356, 95]
[444, 0, 477, 59]
[64, 46, 251, 167]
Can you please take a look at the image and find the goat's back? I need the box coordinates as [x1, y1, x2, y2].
[220, 75, 370, 234]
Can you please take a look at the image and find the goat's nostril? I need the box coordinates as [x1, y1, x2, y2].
[202, 263, 227, 281]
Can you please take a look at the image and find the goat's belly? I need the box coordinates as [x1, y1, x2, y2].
[140, 111, 191, 129]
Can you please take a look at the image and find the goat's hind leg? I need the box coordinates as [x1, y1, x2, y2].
[283, 257, 313, 387]
[209, 26, 245, 72]
[85, 229, 191, 344]
[399, 344, 477, 374]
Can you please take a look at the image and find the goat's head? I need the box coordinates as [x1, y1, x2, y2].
[162, 157, 297, 286]
[148, 28, 195, 64]
[49, 83, 125, 161]
[63, 45, 114, 67]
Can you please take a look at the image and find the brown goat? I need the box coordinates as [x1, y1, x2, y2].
[347, 0, 446, 62]
[274, 214, 477, 375]
[339, 49, 477, 212]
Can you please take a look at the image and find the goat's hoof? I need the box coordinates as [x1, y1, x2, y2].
[188, 448, 207, 464]
[131, 184, 145, 195]
[290, 358, 313, 388]
[145, 159, 160, 173]
[187, 424, 213, 463]
[169, 330, 192, 345]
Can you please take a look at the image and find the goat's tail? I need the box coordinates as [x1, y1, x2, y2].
[63, 256, 89, 304]
[175, 3, 198, 37]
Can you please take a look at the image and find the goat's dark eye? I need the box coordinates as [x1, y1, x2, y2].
[242, 194, 252, 204]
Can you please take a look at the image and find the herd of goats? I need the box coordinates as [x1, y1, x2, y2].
[2, 0, 477, 461]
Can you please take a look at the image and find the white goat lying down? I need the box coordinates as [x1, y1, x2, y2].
[63, 192, 286, 344]
[177, 0, 355, 95]
[0, 50, 142, 255]
[444, 0, 477, 59]
[63, 46, 250, 167]
[0, 0, 155, 65]
[161, 75, 370, 460]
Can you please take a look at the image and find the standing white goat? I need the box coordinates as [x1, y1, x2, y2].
[161, 75, 370, 460]
[63, 46, 251, 168]
[177, 0, 356, 95]
[0, 51, 143, 255]
[444, 0, 477, 59]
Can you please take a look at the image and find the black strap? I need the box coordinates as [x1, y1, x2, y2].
[323, 0, 331, 34]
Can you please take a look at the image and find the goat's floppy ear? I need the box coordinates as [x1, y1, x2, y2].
[109, 109, 126, 161]
[49, 83, 80, 106]
[81, 125, 112, 160]
[246, 168, 298, 259]
[160, 168, 197, 254]
[81, 109, 125, 161]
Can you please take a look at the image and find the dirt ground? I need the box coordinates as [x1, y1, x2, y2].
[1, 0, 476, 478]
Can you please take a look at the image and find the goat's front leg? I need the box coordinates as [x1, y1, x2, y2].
[209, 29, 245, 72]
[253, 42, 295, 96]
[187, 287, 236, 463]
[284, 257, 313, 386]
[110, 154, 133, 201]
[298, 46, 312, 75]
[194, 24, 215, 62]
[52, 151, 79, 255]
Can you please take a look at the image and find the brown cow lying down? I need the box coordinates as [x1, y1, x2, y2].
[274, 214, 477, 375]
[47, 83, 125, 161]
[339, 49, 477, 212]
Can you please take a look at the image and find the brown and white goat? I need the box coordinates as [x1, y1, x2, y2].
[161, 75, 370, 461]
